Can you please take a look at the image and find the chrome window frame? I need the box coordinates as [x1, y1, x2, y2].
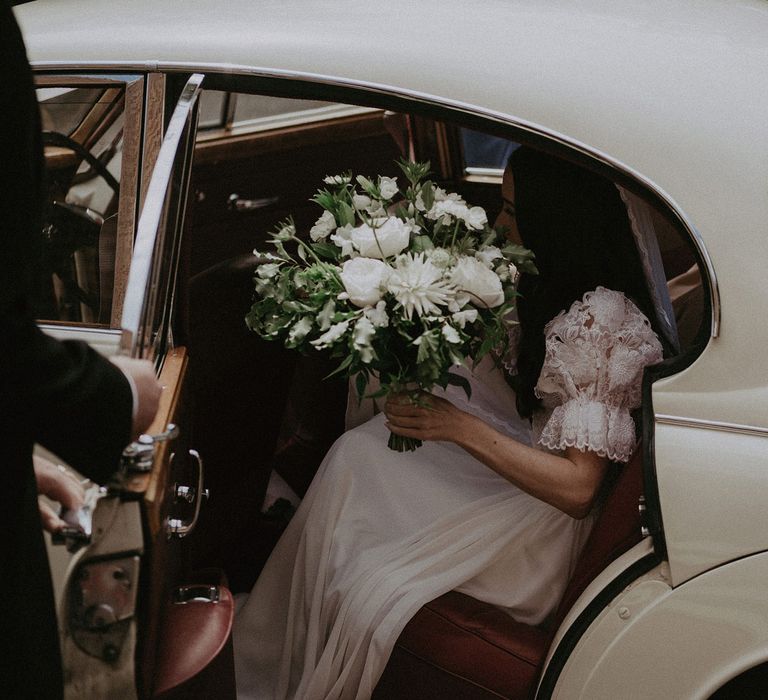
[119, 73, 203, 361]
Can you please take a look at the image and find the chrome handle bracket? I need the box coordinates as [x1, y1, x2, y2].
[120, 423, 179, 474]
[166, 449, 205, 538]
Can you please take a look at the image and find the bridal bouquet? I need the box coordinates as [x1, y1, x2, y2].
[246, 161, 536, 451]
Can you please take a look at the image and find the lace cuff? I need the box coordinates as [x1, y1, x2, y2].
[536, 396, 636, 463]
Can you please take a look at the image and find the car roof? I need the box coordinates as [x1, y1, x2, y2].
[16, 0, 768, 418]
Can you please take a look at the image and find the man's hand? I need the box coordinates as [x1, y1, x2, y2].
[33, 455, 85, 533]
[110, 356, 162, 437]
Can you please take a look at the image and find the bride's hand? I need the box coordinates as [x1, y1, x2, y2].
[384, 392, 474, 444]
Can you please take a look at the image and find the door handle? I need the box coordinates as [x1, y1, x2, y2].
[227, 193, 279, 212]
[166, 449, 206, 538]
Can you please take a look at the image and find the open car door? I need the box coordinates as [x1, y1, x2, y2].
[45, 73, 235, 699]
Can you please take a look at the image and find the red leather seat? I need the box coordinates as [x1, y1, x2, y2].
[374, 447, 645, 699]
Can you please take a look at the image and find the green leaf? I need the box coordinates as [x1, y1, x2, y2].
[355, 372, 368, 404]
[324, 353, 354, 379]
[411, 234, 435, 253]
[420, 181, 435, 211]
[338, 200, 356, 227]
[312, 242, 340, 260]
[446, 371, 472, 400]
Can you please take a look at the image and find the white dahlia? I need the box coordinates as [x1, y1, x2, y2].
[386, 253, 455, 320]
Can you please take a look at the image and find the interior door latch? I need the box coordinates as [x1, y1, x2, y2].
[120, 423, 180, 474]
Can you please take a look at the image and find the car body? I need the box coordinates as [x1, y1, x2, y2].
[15, 0, 768, 697]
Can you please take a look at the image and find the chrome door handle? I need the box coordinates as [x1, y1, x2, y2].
[227, 193, 279, 212]
[166, 449, 205, 538]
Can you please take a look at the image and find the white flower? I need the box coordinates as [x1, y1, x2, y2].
[309, 210, 336, 241]
[274, 222, 296, 240]
[331, 224, 355, 257]
[428, 199, 467, 222]
[451, 256, 505, 308]
[442, 324, 461, 344]
[378, 176, 399, 200]
[288, 317, 313, 343]
[352, 193, 372, 210]
[465, 206, 488, 230]
[317, 299, 336, 331]
[427, 247, 452, 269]
[475, 245, 502, 268]
[340, 257, 390, 308]
[310, 320, 350, 348]
[452, 309, 478, 328]
[386, 252, 455, 319]
[364, 300, 389, 328]
[434, 186, 464, 203]
[324, 174, 350, 185]
[350, 217, 411, 259]
[352, 317, 376, 363]
[508, 262, 519, 281]
[256, 263, 280, 279]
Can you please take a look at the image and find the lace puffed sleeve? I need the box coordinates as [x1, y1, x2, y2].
[532, 287, 663, 463]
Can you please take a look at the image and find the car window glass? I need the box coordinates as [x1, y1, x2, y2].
[461, 127, 519, 175]
[34, 85, 126, 326]
[197, 90, 368, 134]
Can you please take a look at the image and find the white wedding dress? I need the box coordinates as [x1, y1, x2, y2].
[233, 286, 663, 700]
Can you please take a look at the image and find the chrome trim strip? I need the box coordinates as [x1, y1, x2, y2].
[656, 414, 768, 438]
[119, 73, 204, 355]
[38, 324, 123, 340]
[33, 60, 720, 338]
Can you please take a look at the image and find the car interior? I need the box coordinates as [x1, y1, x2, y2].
[37, 77, 707, 698]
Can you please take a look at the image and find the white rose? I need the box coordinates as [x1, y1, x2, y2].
[340, 257, 390, 308]
[309, 210, 336, 241]
[378, 176, 399, 200]
[350, 217, 411, 259]
[464, 206, 488, 230]
[451, 257, 505, 308]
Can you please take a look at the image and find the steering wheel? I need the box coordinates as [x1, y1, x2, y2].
[42, 130, 120, 197]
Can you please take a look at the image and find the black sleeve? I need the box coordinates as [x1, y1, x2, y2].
[3, 311, 134, 485]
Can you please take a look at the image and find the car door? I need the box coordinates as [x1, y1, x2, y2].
[38, 72, 232, 699]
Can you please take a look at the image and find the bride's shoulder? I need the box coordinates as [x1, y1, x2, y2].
[545, 286, 657, 342]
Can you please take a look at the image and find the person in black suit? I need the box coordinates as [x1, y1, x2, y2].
[0, 4, 161, 697]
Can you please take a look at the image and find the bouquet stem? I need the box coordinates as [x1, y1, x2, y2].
[387, 382, 423, 452]
[387, 432, 422, 452]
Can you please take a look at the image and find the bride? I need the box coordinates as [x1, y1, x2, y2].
[233, 147, 667, 699]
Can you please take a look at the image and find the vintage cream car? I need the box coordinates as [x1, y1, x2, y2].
[16, 0, 768, 697]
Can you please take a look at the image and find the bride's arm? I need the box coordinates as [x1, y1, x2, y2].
[384, 394, 608, 520]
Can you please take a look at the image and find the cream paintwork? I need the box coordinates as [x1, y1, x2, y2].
[553, 552, 768, 698]
[543, 538, 656, 669]
[15, 0, 768, 693]
[654, 423, 768, 586]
